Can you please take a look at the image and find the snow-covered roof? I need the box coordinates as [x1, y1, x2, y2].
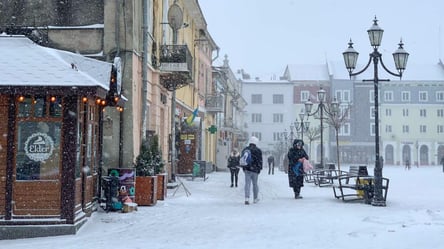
[284, 64, 331, 81]
[0, 34, 111, 90]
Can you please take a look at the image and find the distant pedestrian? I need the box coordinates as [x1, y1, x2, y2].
[267, 155, 275, 175]
[405, 158, 410, 170]
[440, 156, 444, 173]
[241, 136, 263, 205]
[283, 155, 289, 174]
[287, 139, 309, 199]
[227, 148, 240, 187]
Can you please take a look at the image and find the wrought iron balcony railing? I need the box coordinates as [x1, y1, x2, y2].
[205, 95, 224, 113]
[159, 44, 193, 91]
[159, 44, 192, 73]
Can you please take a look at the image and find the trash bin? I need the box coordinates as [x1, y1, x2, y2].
[101, 176, 122, 211]
[192, 160, 206, 180]
[193, 162, 200, 177]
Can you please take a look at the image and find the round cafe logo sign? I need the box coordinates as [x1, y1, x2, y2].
[24, 132, 55, 162]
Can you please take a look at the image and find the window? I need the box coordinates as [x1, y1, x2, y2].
[436, 91, 444, 102]
[420, 125, 427, 133]
[438, 125, 444, 134]
[402, 125, 409, 133]
[385, 108, 392, 117]
[419, 91, 428, 102]
[384, 91, 394, 101]
[339, 105, 350, 119]
[401, 91, 410, 102]
[339, 123, 350, 136]
[301, 91, 310, 102]
[438, 109, 444, 117]
[251, 94, 262, 104]
[273, 132, 280, 141]
[385, 125, 392, 133]
[369, 90, 380, 103]
[370, 123, 375, 136]
[420, 109, 427, 117]
[16, 96, 63, 181]
[370, 107, 375, 119]
[403, 109, 409, 117]
[343, 90, 350, 102]
[272, 94, 284, 104]
[273, 113, 283, 123]
[251, 113, 262, 123]
[335, 90, 351, 102]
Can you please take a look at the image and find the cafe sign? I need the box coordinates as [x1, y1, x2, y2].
[24, 132, 55, 162]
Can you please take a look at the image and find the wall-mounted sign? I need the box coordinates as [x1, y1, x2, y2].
[159, 63, 188, 72]
[24, 132, 54, 162]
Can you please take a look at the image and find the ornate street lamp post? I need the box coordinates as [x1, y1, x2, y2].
[342, 17, 409, 206]
[294, 109, 310, 141]
[305, 88, 339, 168]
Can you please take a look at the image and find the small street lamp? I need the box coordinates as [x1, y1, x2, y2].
[282, 130, 289, 149]
[304, 88, 339, 168]
[294, 109, 310, 141]
[342, 17, 409, 206]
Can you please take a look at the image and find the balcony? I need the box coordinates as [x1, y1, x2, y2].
[205, 95, 224, 113]
[159, 44, 192, 73]
[159, 44, 193, 91]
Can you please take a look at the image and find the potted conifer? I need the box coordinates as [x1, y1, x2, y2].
[134, 135, 165, 205]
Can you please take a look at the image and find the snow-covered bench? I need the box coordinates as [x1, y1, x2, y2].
[332, 166, 389, 203]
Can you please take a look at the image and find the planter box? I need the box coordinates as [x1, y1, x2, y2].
[156, 173, 167, 200]
[135, 176, 158, 206]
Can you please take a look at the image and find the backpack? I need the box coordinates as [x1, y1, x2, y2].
[239, 149, 252, 166]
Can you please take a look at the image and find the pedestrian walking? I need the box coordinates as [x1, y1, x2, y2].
[267, 155, 275, 175]
[440, 156, 444, 173]
[227, 148, 240, 187]
[240, 136, 263, 205]
[405, 158, 410, 170]
[287, 139, 309, 199]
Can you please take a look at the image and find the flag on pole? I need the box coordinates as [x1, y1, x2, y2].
[186, 107, 199, 125]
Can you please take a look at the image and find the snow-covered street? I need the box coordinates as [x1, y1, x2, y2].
[3, 166, 444, 249]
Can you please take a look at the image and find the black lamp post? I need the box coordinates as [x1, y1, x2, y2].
[342, 17, 409, 206]
[294, 109, 310, 141]
[304, 88, 339, 168]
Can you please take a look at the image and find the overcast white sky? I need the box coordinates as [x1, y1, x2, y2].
[199, 0, 444, 79]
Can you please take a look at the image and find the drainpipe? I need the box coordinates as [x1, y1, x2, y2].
[116, 0, 124, 166]
[141, 0, 149, 139]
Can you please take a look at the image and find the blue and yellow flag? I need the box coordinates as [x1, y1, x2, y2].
[186, 107, 199, 125]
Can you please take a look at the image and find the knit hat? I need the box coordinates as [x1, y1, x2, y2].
[248, 136, 259, 145]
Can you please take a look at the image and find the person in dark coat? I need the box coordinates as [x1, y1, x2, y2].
[287, 139, 309, 199]
[227, 148, 240, 187]
[267, 155, 275, 175]
[241, 136, 263, 205]
[440, 156, 444, 173]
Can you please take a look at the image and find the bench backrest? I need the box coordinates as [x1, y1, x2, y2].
[314, 163, 323, 170]
[348, 166, 368, 176]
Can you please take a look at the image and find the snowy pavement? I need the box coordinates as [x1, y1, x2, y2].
[3, 165, 444, 249]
